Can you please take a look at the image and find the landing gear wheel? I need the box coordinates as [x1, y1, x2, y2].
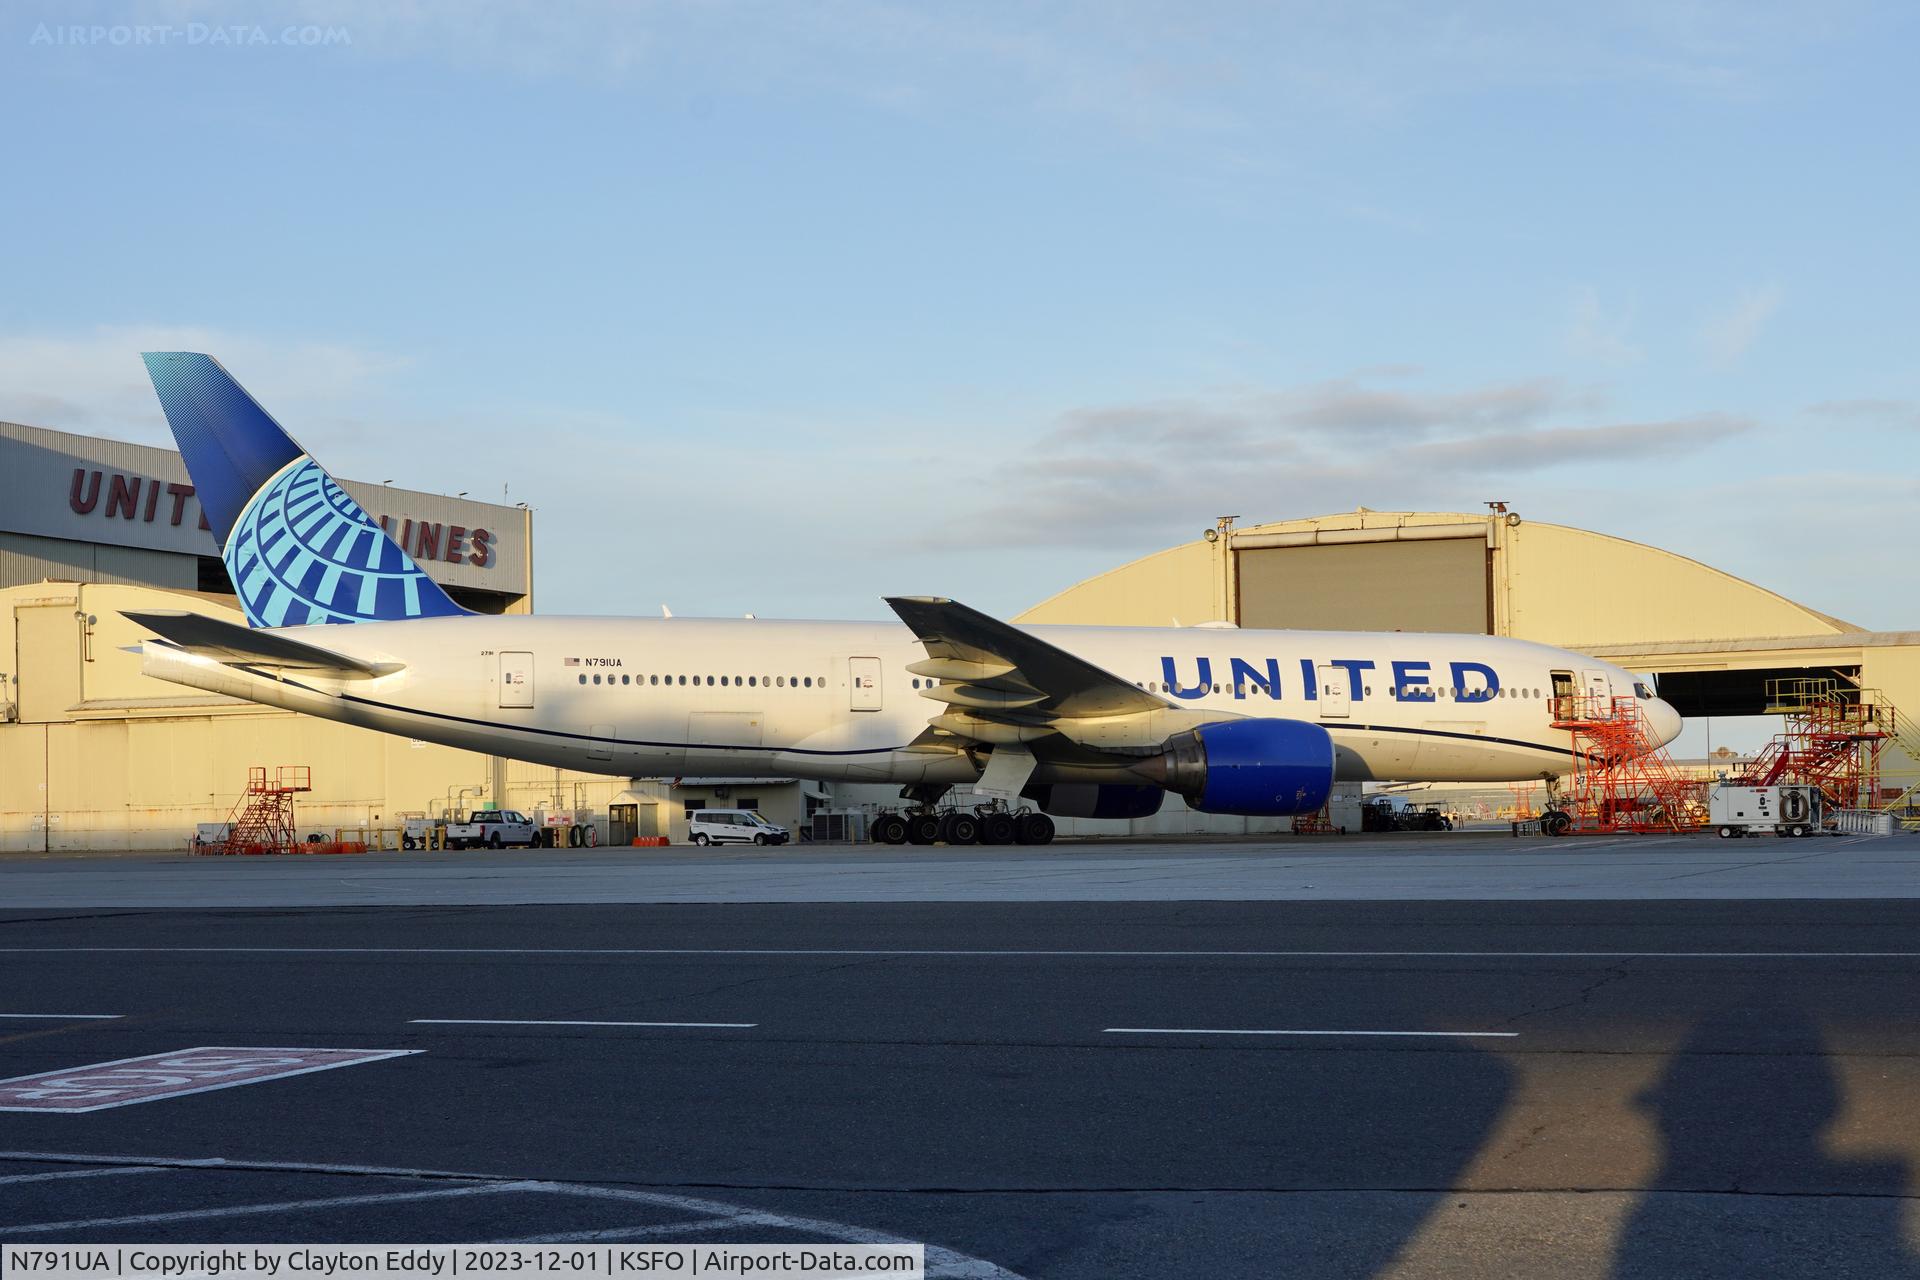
[1541, 810, 1572, 837]
[906, 814, 940, 845]
[1717, 825, 1737, 839]
[982, 813, 1018, 845]
[940, 812, 981, 845]
[1014, 813, 1056, 845]
[692, 832, 710, 846]
[873, 814, 909, 845]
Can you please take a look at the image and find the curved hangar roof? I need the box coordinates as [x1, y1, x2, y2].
[1015, 510, 1856, 650]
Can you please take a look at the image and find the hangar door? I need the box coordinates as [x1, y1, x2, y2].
[1237, 539, 1490, 634]
[14, 606, 82, 723]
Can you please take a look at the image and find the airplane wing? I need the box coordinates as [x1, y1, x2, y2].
[122, 611, 403, 679]
[884, 596, 1182, 749]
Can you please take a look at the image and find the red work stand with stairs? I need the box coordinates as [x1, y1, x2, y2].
[1740, 679, 1892, 813]
[1550, 696, 1705, 834]
[214, 765, 312, 856]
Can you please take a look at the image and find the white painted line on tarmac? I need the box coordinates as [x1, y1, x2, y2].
[1104, 1027, 1519, 1038]
[0, 1166, 166, 1187]
[1, 946, 1913, 959]
[0, 1013, 122, 1020]
[0, 1182, 542, 1236]
[0, 1047, 421, 1114]
[0, 1151, 1026, 1279]
[410, 1019, 757, 1028]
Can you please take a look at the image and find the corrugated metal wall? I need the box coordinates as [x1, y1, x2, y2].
[0, 531, 197, 592]
[1236, 538, 1491, 634]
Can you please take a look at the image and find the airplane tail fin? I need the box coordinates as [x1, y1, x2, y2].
[141, 352, 468, 628]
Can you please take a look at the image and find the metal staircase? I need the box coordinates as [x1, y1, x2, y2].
[214, 765, 312, 855]
[1756, 678, 1918, 829]
[1876, 714, 1920, 831]
[1549, 695, 1705, 833]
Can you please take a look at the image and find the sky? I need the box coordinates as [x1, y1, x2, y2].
[2, 1, 1916, 640]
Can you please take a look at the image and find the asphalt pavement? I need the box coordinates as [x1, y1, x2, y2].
[3, 900, 1920, 1278]
[4, 830, 1917, 905]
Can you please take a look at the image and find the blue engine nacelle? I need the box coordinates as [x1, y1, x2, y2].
[1020, 782, 1166, 821]
[1152, 718, 1336, 816]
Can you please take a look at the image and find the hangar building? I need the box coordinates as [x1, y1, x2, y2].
[6, 418, 1913, 849]
[2, 422, 656, 851]
[1017, 508, 1920, 794]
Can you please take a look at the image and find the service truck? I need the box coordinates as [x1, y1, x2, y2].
[443, 809, 540, 849]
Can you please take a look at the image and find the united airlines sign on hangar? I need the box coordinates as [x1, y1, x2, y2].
[0, 419, 528, 597]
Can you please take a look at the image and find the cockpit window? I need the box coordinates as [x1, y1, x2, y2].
[1634, 681, 1656, 699]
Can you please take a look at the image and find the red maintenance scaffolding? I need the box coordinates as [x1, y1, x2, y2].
[1549, 695, 1705, 834]
[1739, 678, 1891, 811]
[204, 765, 366, 855]
[213, 765, 311, 855]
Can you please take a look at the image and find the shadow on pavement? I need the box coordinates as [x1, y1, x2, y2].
[1613, 1001, 1919, 1279]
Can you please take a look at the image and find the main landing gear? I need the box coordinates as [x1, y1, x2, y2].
[869, 784, 1055, 847]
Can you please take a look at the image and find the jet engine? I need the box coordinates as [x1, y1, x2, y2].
[1137, 718, 1336, 816]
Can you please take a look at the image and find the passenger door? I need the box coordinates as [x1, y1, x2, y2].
[849, 656, 882, 711]
[499, 651, 534, 708]
[1316, 664, 1350, 719]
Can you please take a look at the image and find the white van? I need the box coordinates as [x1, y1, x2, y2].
[687, 809, 791, 846]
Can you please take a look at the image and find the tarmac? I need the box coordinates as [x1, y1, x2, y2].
[5, 834, 1920, 1278]
[0, 830, 1915, 906]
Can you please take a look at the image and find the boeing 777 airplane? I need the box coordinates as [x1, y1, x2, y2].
[125, 353, 1682, 843]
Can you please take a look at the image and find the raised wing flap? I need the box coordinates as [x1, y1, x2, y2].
[884, 596, 1164, 720]
[122, 611, 402, 678]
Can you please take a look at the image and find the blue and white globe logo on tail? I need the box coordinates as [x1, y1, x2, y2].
[227, 456, 463, 627]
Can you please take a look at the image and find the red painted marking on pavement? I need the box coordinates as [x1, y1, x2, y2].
[0, 1047, 420, 1113]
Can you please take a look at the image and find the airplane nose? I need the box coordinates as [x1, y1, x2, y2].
[1646, 697, 1684, 748]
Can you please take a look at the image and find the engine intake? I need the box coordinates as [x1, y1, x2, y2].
[1145, 718, 1335, 816]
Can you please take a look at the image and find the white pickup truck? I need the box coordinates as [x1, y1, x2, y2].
[443, 809, 540, 849]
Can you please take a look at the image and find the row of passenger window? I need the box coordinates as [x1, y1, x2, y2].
[1135, 681, 1549, 699]
[579, 673, 826, 688]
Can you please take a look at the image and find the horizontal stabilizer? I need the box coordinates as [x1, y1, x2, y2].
[122, 611, 402, 678]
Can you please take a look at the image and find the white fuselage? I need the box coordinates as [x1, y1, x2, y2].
[141, 615, 1680, 787]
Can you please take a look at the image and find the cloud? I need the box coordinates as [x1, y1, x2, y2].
[1398, 415, 1748, 470]
[88, 0, 1850, 142]
[1700, 284, 1782, 366]
[941, 375, 1753, 549]
[1804, 398, 1920, 429]
[1565, 289, 1642, 366]
[0, 326, 407, 447]
[1052, 377, 1585, 449]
